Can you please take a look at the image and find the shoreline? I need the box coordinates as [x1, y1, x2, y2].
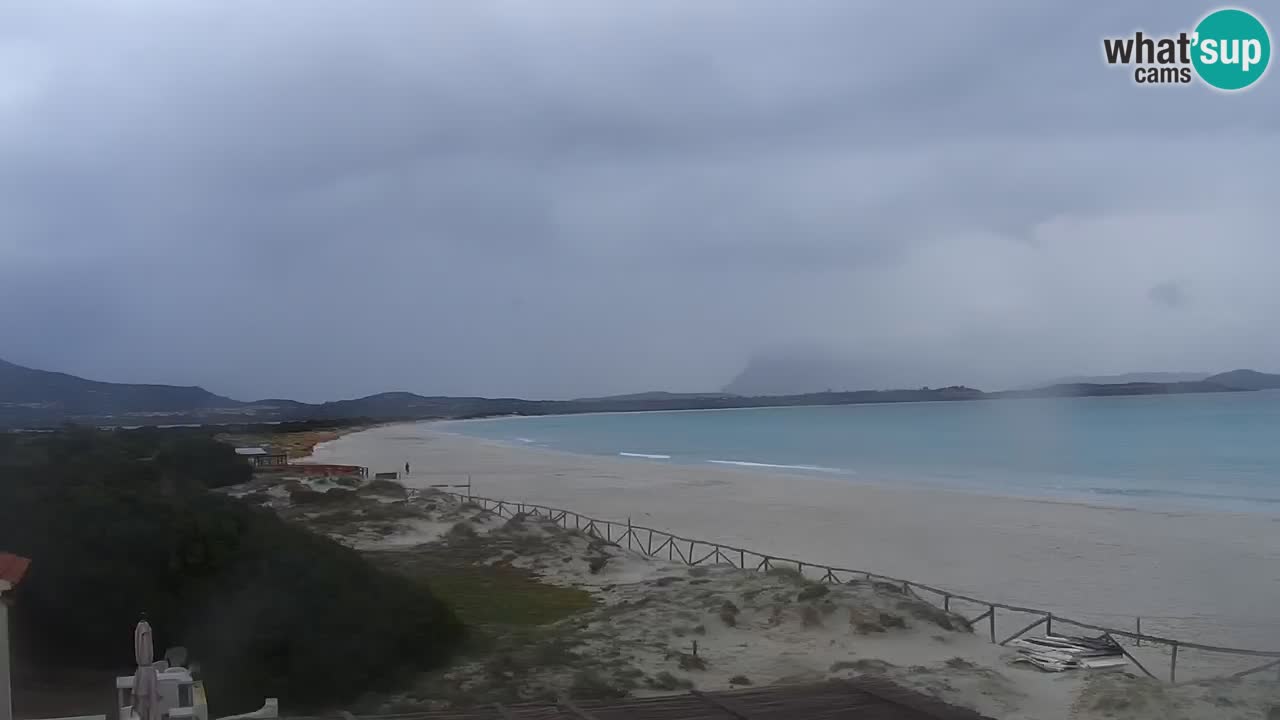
[309, 421, 1280, 656]
[429, 423, 1272, 520]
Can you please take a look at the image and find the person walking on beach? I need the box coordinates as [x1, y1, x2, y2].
[405, 461, 410, 475]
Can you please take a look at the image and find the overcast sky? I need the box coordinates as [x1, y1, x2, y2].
[2, 1, 1277, 401]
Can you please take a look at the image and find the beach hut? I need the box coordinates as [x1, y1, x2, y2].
[234, 448, 288, 469]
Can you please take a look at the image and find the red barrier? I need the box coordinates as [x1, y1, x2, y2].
[258, 463, 368, 477]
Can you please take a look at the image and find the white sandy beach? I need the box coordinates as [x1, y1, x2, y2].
[308, 421, 1280, 676]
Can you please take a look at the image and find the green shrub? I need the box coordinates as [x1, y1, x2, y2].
[155, 435, 253, 489]
[0, 428, 464, 712]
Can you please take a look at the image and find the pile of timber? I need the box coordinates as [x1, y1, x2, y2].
[1009, 634, 1129, 672]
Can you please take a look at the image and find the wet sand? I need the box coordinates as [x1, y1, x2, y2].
[308, 421, 1280, 663]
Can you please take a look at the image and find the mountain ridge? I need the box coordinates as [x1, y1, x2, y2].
[0, 357, 241, 414]
[1017, 371, 1210, 389]
[1204, 369, 1280, 390]
[0, 356, 1263, 430]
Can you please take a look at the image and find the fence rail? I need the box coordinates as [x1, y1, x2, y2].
[435, 487, 1280, 684]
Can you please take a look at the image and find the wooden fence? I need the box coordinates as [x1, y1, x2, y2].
[437, 487, 1280, 685]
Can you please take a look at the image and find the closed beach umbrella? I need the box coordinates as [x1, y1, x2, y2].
[131, 619, 160, 720]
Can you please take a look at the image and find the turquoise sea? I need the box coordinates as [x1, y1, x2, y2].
[446, 391, 1280, 514]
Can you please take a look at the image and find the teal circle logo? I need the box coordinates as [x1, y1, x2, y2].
[1192, 8, 1270, 90]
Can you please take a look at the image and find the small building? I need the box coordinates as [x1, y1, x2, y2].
[1, 552, 32, 720]
[234, 447, 288, 469]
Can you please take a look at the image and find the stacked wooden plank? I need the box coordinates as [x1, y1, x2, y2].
[1009, 634, 1128, 672]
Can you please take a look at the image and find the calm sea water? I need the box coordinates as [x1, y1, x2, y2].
[447, 391, 1280, 513]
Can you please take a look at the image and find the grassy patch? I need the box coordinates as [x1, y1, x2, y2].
[645, 672, 692, 691]
[419, 566, 594, 626]
[569, 670, 629, 700]
[364, 520, 596, 627]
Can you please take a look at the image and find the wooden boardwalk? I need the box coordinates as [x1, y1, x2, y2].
[298, 679, 997, 720]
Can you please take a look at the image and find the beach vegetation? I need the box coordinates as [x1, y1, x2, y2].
[718, 600, 740, 626]
[801, 605, 823, 627]
[569, 670, 629, 700]
[357, 478, 409, 498]
[0, 427, 464, 713]
[897, 598, 970, 632]
[797, 583, 830, 601]
[676, 652, 707, 671]
[830, 658, 898, 674]
[288, 486, 345, 505]
[587, 553, 609, 574]
[645, 671, 693, 691]
[765, 565, 806, 583]
[367, 518, 596, 626]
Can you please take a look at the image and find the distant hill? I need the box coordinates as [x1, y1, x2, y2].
[1018, 372, 1209, 389]
[1204, 369, 1280, 390]
[994, 381, 1240, 399]
[0, 357, 242, 418]
[0, 356, 1265, 430]
[572, 391, 739, 402]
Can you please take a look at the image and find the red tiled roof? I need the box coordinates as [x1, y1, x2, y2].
[0, 552, 31, 588]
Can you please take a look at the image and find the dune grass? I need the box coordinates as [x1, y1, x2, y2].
[425, 565, 595, 626]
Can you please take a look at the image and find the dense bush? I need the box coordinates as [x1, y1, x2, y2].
[0, 428, 464, 712]
[154, 434, 253, 489]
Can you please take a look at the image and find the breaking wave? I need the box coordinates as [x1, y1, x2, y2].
[707, 459, 847, 473]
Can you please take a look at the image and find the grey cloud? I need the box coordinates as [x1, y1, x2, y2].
[1, 0, 1277, 401]
[1149, 281, 1188, 309]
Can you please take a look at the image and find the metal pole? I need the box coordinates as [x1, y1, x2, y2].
[1170, 643, 1179, 683]
[1, 593, 11, 720]
[1136, 617, 1142, 647]
[989, 606, 996, 643]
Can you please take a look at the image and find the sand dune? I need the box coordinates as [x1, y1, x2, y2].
[242, 469, 1280, 720]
